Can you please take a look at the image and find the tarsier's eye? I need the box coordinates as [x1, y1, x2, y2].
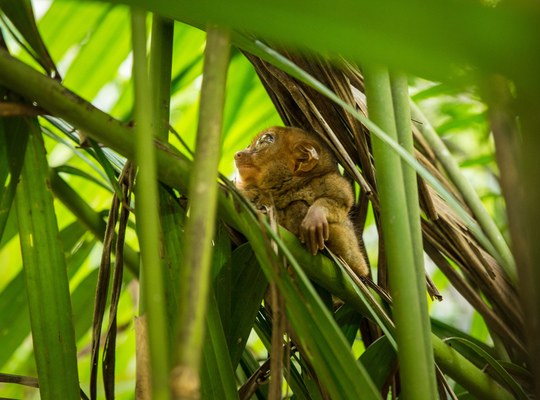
[256, 133, 274, 147]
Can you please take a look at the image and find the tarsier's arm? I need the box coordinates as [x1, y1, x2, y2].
[299, 183, 353, 255]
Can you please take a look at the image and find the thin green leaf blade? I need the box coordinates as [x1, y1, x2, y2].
[225, 243, 268, 367]
[359, 336, 396, 390]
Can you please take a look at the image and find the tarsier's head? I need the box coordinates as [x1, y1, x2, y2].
[234, 126, 336, 190]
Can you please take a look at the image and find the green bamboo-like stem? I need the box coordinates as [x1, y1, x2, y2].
[150, 15, 174, 141]
[172, 26, 230, 400]
[390, 71, 427, 293]
[0, 50, 514, 400]
[364, 64, 437, 399]
[48, 168, 140, 274]
[15, 118, 80, 400]
[431, 335, 514, 400]
[149, 13, 180, 366]
[390, 70, 436, 332]
[131, 8, 170, 400]
[409, 101, 516, 282]
[390, 72, 423, 269]
[390, 70, 437, 368]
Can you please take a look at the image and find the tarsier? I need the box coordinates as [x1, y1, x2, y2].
[234, 126, 369, 278]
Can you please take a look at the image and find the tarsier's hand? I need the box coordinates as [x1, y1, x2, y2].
[300, 205, 329, 255]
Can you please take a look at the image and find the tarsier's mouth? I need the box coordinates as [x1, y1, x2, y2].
[234, 162, 258, 170]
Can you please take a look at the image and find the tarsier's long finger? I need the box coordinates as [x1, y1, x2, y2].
[309, 227, 318, 255]
[317, 227, 326, 251]
[323, 222, 330, 242]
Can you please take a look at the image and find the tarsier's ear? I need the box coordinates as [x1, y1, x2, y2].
[293, 141, 320, 173]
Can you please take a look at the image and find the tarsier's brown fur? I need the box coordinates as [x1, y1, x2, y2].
[234, 126, 368, 277]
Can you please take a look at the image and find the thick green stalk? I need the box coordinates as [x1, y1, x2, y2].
[149, 13, 182, 369]
[410, 101, 516, 282]
[150, 15, 174, 141]
[0, 49, 514, 400]
[15, 118, 80, 400]
[0, 49, 192, 193]
[432, 335, 514, 400]
[390, 71, 427, 287]
[131, 8, 170, 400]
[364, 64, 437, 399]
[390, 69, 436, 348]
[172, 26, 230, 400]
[390, 72, 423, 268]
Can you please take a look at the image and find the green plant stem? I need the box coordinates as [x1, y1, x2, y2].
[0, 49, 192, 193]
[390, 71, 423, 271]
[364, 64, 437, 400]
[432, 335, 514, 400]
[390, 70, 429, 297]
[149, 13, 182, 367]
[172, 25, 230, 400]
[15, 118, 80, 400]
[390, 70, 439, 365]
[48, 168, 140, 275]
[0, 49, 514, 400]
[131, 8, 170, 400]
[150, 15, 174, 141]
[410, 101, 516, 282]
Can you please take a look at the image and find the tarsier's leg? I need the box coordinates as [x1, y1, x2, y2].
[326, 222, 369, 277]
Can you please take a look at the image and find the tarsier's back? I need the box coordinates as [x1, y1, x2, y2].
[235, 126, 368, 277]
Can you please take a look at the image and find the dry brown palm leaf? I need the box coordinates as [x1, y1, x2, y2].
[244, 50, 525, 362]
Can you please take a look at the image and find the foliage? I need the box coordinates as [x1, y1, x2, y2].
[0, 0, 538, 399]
